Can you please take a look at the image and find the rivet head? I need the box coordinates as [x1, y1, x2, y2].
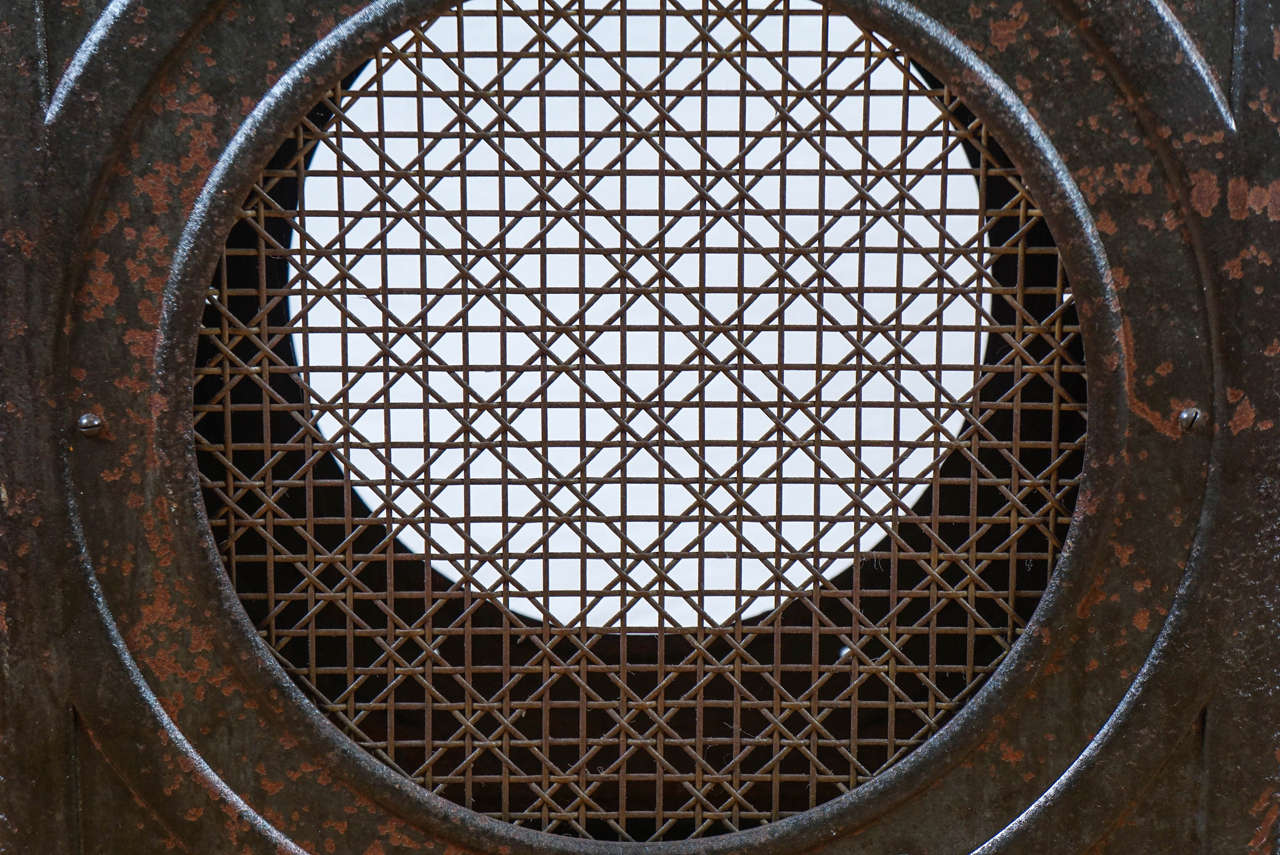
[1178, 407, 1203, 433]
[76, 412, 105, 437]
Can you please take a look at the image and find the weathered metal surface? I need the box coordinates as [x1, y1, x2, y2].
[192, 6, 1086, 839]
[1, 0, 1276, 852]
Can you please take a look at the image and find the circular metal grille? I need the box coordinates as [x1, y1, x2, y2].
[194, 0, 1085, 841]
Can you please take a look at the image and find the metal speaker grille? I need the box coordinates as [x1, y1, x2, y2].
[194, 0, 1086, 841]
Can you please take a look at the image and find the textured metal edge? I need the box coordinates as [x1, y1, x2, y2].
[43, 0, 1222, 852]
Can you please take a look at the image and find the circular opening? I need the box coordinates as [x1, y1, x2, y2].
[195, 0, 1085, 841]
[293, 14, 985, 627]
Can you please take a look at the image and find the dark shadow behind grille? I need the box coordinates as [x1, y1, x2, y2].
[194, 5, 1085, 841]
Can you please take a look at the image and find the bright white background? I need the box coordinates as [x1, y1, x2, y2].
[292, 0, 984, 627]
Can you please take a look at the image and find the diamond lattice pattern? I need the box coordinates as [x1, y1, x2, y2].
[194, 0, 1086, 842]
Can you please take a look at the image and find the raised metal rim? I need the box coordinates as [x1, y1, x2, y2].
[54, 0, 1215, 851]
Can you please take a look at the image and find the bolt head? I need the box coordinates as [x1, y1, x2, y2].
[1177, 407, 1202, 433]
[77, 412, 104, 437]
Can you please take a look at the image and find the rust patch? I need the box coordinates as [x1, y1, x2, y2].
[1249, 801, 1278, 854]
[1229, 176, 1250, 219]
[1115, 163, 1154, 196]
[1119, 318, 1180, 438]
[3, 228, 35, 257]
[1223, 245, 1275, 280]
[135, 163, 181, 215]
[123, 329, 157, 360]
[1231, 394, 1257, 435]
[989, 3, 1028, 52]
[1188, 169, 1219, 218]
[999, 742, 1025, 764]
[79, 250, 119, 322]
[1077, 576, 1108, 619]
[1131, 609, 1150, 631]
[1247, 183, 1270, 215]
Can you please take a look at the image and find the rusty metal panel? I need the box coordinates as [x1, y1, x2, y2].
[2, 0, 1278, 852]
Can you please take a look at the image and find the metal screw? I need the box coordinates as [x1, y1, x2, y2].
[1178, 407, 1203, 433]
[76, 412, 104, 437]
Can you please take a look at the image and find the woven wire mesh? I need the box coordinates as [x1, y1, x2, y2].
[194, 0, 1086, 841]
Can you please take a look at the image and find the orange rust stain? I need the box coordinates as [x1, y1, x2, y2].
[1115, 163, 1154, 195]
[138, 495, 177, 570]
[113, 375, 148, 394]
[188, 623, 215, 655]
[1188, 169, 1220, 218]
[375, 817, 424, 848]
[1256, 785, 1278, 815]
[1249, 803, 1278, 853]
[123, 329, 156, 360]
[1182, 128, 1226, 146]
[999, 742, 1025, 764]
[138, 298, 160, 326]
[1248, 183, 1270, 213]
[135, 163, 180, 215]
[1119, 318, 1180, 438]
[1223, 245, 1275, 280]
[80, 250, 118, 322]
[125, 258, 151, 282]
[990, 3, 1028, 52]
[1095, 211, 1118, 235]
[1132, 609, 1151, 632]
[1231, 395, 1257, 434]
[181, 93, 218, 117]
[1112, 543, 1135, 565]
[1229, 176, 1250, 219]
[177, 116, 218, 178]
[1155, 361, 1173, 376]
[140, 224, 169, 257]
[1077, 576, 1107, 619]
[3, 228, 35, 257]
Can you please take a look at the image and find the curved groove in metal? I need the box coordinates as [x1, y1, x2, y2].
[61, 455, 310, 855]
[1056, 0, 1236, 135]
[155, 0, 1137, 851]
[44, 0, 226, 130]
[44, 0, 134, 125]
[972, 545, 1217, 853]
[968, 0, 1238, 848]
[1145, 0, 1234, 129]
